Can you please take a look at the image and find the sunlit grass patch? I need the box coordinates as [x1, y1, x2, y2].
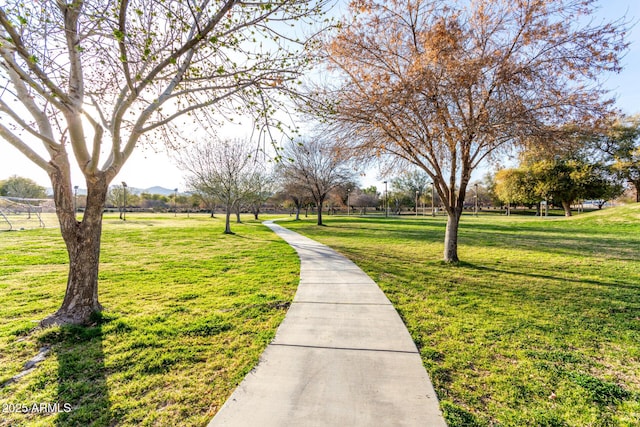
[0, 214, 298, 426]
[282, 205, 640, 426]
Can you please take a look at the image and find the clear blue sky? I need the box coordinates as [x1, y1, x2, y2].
[1, 0, 638, 190]
[601, 0, 640, 114]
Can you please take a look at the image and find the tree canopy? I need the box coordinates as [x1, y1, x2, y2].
[316, 0, 628, 261]
[177, 137, 267, 234]
[0, 0, 331, 325]
[494, 152, 625, 216]
[277, 137, 355, 225]
[390, 169, 431, 210]
[0, 175, 47, 199]
[593, 115, 640, 202]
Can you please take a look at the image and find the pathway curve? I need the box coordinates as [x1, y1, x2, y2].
[208, 221, 446, 426]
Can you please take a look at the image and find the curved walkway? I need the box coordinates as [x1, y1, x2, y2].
[208, 221, 446, 426]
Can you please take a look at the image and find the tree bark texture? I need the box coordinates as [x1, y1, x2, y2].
[42, 166, 108, 326]
[317, 199, 324, 226]
[225, 205, 233, 234]
[443, 210, 462, 263]
[235, 204, 241, 223]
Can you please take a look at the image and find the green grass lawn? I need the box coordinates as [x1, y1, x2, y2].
[282, 205, 640, 426]
[0, 214, 299, 426]
[2, 207, 639, 426]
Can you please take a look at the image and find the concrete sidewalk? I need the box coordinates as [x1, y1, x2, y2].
[208, 221, 446, 426]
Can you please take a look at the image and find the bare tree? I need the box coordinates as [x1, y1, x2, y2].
[244, 167, 276, 220]
[351, 187, 379, 215]
[0, 0, 329, 324]
[187, 180, 219, 218]
[317, 0, 628, 262]
[178, 138, 261, 234]
[277, 180, 312, 220]
[278, 137, 355, 225]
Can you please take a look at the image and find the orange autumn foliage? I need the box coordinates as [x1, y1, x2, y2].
[317, 0, 628, 262]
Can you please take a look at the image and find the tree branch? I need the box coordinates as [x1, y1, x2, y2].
[0, 124, 53, 172]
[0, 9, 72, 108]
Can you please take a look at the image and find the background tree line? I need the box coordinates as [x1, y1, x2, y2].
[1, 0, 635, 323]
[6, 110, 638, 222]
[491, 115, 640, 216]
[0, 175, 47, 199]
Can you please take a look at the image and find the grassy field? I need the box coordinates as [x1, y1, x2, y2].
[0, 214, 299, 427]
[1, 207, 639, 426]
[282, 205, 640, 426]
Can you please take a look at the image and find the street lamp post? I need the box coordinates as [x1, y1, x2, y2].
[383, 181, 388, 218]
[121, 182, 127, 221]
[474, 183, 478, 217]
[415, 190, 419, 217]
[347, 189, 350, 216]
[174, 188, 178, 217]
[431, 182, 435, 217]
[73, 185, 79, 215]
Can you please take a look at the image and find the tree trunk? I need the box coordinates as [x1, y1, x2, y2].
[235, 204, 241, 223]
[42, 170, 108, 326]
[295, 205, 301, 220]
[443, 209, 462, 263]
[317, 197, 325, 226]
[224, 204, 233, 234]
[562, 200, 573, 217]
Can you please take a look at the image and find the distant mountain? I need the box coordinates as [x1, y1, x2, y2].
[141, 186, 179, 196]
[46, 185, 181, 197]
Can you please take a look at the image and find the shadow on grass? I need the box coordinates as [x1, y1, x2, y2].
[314, 216, 640, 262]
[38, 315, 111, 426]
[459, 262, 640, 292]
[459, 223, 640, 262]
[285, 212, 640, 426]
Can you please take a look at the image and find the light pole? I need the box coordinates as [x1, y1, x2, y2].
[474, 183, 478, 217]
[121, 182, 127, 221]
[174, 188, 178, 217]
[347, 188, 350, 216]
[431, 182, 435, 217]
[73, 185, 79, 215]
[415, 190, 419, 217]
[383, 181, 388, 218]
